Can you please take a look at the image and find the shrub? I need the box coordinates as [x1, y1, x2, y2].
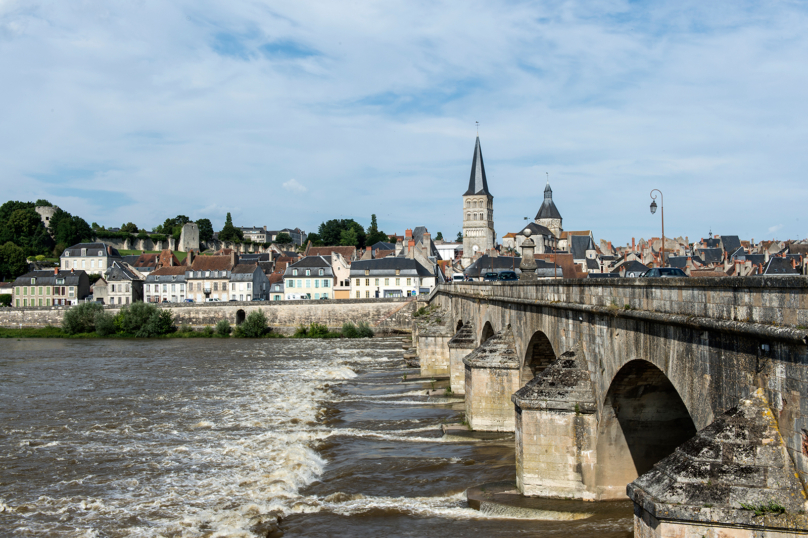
[202, 325, 214, 337]
[215, 319, 232, 336]
[308, 323, 331, 338]
[235, 310, 268, 338]
[179, 323, 194, 333]
[293, 324, 308, 338]
[138, 309, 175, 337]
[0, 294, 11, 307]
[95, 311, 116, 336]
[342, 321, 359, 338]
[356, 321, 374, 338]
[62, 302, 103, 334]
[149, 233, 167, 242]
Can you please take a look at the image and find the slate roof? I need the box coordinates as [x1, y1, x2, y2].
[535, 182, 562, 220]
[463, 136, 492, 196]
[570, 235, 596, 260]
[371, 242, 395, 251]
[696, 248, 723, 264]
[761, 257, 799, 275]
[585, 258, 600, 270]
[144, 266, 187, 284]
[105, 261, 142, 282]
[231, 264, 261, 281]
[288, 256, 331, 269]
[519, 222, 554, 237]
[238, 253, 271, 263]
[62, 242, 121, 258]
[350, 257, 434, 277]
[464, 255, 522, 277]
[611, 260, 649, 275]
[13, 269, 87, 286]
[719, 235, 741, 254]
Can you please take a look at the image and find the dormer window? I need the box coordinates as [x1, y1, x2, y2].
[319, 269, 324, 276]
[81, 248, 86, 256]
[65, 252, 69, 257]
[293, 269, 298, 276]
[305, 269, 311, 276]
[365, 270, 369, 276]
[205, 271, 210, 277]
[98, 251, 103, 256]
[30, 278, 36, 284]
[395, 269, 400, 275]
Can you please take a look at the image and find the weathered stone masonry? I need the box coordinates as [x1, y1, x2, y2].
[0, 298, 415, 333]
[425, 277, 808, 523]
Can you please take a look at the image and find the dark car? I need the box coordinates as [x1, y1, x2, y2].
[641, 268, 688, 278]
[483, 272, 499, 282]
[498, 271, 518, 281]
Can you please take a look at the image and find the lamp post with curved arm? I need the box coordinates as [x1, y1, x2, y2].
[650, 189, 664, 267]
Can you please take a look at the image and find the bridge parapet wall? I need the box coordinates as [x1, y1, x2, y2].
[438, 277, 808, 330]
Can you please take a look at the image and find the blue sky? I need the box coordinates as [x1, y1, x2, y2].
[1, 0, 807, 245]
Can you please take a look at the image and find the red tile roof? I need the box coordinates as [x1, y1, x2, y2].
[151, 266, 187, 276]
[308, 246, 356, 259]
[190, 255, 233, 271]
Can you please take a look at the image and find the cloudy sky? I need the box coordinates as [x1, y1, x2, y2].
[1, 0, 806, 245]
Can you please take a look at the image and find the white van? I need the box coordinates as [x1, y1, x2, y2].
[452, 274, 466, 283]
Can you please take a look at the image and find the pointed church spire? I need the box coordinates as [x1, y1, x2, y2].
[464, 136, 492, 196]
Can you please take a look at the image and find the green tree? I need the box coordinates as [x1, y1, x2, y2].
[435, 232, 444, 241]
[0, 294, 11, 307]
[456, 231, 463, 242]
[274, 232, 293, 244]
[365, 214, 389, 246]
[235, 310, 268, 337]
[62, 302, 104, 334]
[317, 219, 366, 248]
[196, 218, 214, 242]
[0, 242, 27, 280]
[0, 208, 53, 256]
[49, 209, 92, 248]
[218, 212, 243, 242]
[340, 228, 358, 246]
[35, 199, 52, 207]
[305, 232, 323, 246]
[120, 222, 139, 233]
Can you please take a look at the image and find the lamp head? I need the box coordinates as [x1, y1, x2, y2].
[650, 200, 658, 215]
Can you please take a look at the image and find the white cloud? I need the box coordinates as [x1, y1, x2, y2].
[0, 0, 807, 240]
[282, 179, 307, 193]
[768, 224, 783, 234]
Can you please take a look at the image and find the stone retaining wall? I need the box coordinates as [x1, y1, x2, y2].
[0, 298, 415, 332]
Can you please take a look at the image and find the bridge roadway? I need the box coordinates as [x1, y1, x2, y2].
[416, 277, 808, 536]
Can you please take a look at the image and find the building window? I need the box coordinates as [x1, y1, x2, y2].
[365, 279, 369, 286]
[247, 283, 251, 289]
[323, 280, 329, 288]
[297, 280, 302, 288]
[407, 278, 411, 286]
[384, 278, 389, 285]
[315, 293, 320, 299]
[315, 280, 319, 288]
[364, 270, 369, 276]
[306, 269, 310, 276]
[293, 269, 298, 276]
[287, 279, 294, 288]
[396, 278, 400, 285]
[375, 278, 379, 285]
[365, 291, 369, 298]
[355, 291, 360, 298]
[305, 280, 311, 288]
[38, 286, 43, 295]
[322, 293, 328, 299]
[214, 282, 218, 291]
[319, 269, 324, 276]
[396, 269, 400, 275]
[355, 279, 360, 286]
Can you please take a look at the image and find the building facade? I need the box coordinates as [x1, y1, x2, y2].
[229, 264, 269, 301]
[61, 243, 122, 275]
[144, 266, 187, 303]
[12, 269, 91, 307]
[350, 258, 438, 298]
[461, 137, 495, 265]
[283, 256, 335, 300]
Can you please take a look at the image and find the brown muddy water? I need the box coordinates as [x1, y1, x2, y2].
[0, 338, 633, 537]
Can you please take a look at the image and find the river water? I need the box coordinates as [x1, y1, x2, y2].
[0, 338, 633, 537]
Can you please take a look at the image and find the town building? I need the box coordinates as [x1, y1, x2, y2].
[268, 273, 284, 301]
[94, 262, 144, 305]
[12, 268, 91, 307]
[61, 242, 122, 275]
[461, 137, 496, 266]
[283, 256, 335, 300]
[229, 264, 269, 301]
[185, 251, 236, 302]
[144, 266, 187, 303]
[240, 226, 267, 243]
[350, 257, 439, 298]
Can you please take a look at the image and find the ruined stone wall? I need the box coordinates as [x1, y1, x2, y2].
[0, 298, 415, 332]
[433, 278, 808, 491]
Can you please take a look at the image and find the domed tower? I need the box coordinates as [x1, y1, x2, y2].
[461, 136, 495, 266]
[535, 180, 562, 238]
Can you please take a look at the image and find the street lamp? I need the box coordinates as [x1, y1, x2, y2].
[650, 189, 664, 267]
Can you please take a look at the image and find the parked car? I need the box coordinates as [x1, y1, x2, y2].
[452, 274, 466, 283]
[641, 268, 688, 278]
[184, 299, 194, 303]
[205, 298, 220, 302]
[498, 271, 519, 281]
[483, 272, 499, 282]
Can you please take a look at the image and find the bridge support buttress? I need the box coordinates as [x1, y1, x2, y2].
[463, 325, 521, 432]
[448, 322, 475, 394]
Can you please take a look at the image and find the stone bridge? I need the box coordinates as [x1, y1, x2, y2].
[415, 277, 808, 536]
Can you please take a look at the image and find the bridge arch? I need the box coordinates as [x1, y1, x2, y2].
[480, 321, 495, 344]
[595, 359, 696, 499]
[521, 330, 556, 386]
[236, 309, 246, 325]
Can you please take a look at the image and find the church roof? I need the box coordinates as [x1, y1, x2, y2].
[535, 181, 562, 220]
[464, 136, 492, 197]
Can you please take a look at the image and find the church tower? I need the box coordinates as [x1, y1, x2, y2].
[461, 136, 495, 265]
[535, 179, 563, 238]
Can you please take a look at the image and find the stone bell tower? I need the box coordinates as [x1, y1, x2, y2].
[461, 136, 495, 266]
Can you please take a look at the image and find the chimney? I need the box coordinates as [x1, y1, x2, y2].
[54, 267, 59, 275]
[632, 237, 636, 251]
[405, 229, 413, 239]
[230, 251, 236, 267]
[71, 268, 74, 273]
